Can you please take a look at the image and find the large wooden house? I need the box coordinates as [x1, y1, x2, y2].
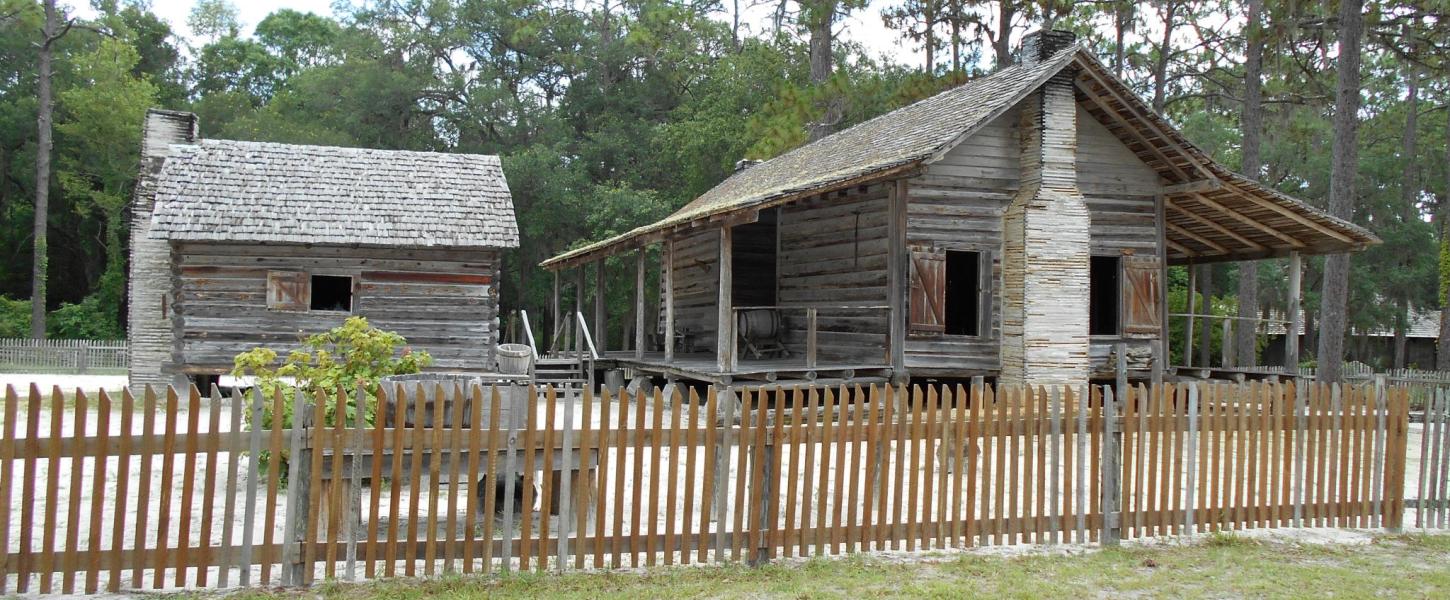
[127, 110, 519, 388]
[540, 31, 1377, 388]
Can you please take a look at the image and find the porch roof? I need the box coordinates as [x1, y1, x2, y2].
[542, 42, 1377, 271]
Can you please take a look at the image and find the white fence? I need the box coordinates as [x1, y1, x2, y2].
[0, 338, 127, 374]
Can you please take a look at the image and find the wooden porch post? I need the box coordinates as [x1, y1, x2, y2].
[1286, 251, 1302, 374]
[595, 259, 607, 353]
[551, 270, 560, 352]
[575, 266, 585, 356]
[887, 180, 908, 376]
[663, 240, 675, 362]
[717, 226, 736, 373]
[1183, 263, 1196, 368]
[635, 248, 647, 360]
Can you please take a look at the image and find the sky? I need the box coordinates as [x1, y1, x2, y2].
[76, 0, 921, 65]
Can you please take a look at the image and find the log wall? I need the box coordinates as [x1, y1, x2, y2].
[170, 242, 502, 373]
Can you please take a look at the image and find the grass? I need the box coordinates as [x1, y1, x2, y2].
[216, 534, 1450, 600]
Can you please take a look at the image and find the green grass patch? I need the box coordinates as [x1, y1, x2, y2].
[209, 533, 1450, 599]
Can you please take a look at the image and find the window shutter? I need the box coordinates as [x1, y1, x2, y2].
[977, 250, 994, 337]
[908, 246, 946, 336]
[267, 271, 311, 312]
[1121, 257, 1162, 336]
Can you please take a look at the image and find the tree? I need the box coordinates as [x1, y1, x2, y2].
[30, 0, 70, 339]
[882, 0, 946, 74]
[188, 0, 240, 43]
[1315, 0, 1365, 382]
[1233, 0, 1264, 366]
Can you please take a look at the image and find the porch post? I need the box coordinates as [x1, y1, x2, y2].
[717, 226, 736, 373]
[575, 266, 585, 356]
[663, 240, 675, 362]
[635, 248, 647, 360]
[595, 258, 607, 353]
[887, 180, 908, 376]
[1183, 263, 1196, 368]
[551, 270, 560, 351]
[1286, 251, 1302, 374]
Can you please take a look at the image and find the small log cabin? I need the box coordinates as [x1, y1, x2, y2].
[540, 31, 1378, 389]
[127, 109, 519, 388]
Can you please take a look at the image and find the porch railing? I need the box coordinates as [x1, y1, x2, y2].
[730, 305, 890, 370]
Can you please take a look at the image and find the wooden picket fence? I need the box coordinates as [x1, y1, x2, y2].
[0, 339, 127, 374]
[0, 380, 1417, 594]
[1416, 386, 1450, 529]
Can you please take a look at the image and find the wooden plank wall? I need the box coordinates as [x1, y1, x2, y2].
[666, 229, 721, 352]
[906, 109, 1019, 374]
[776, 187, 891, 362]
[172, 243, 501, 372]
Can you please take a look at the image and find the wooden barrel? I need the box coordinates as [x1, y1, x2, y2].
[736, 309, 782, 342]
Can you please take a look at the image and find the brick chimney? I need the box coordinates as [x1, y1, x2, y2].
[128, 109, 198, 389]
[1000, 32, 1090, 387]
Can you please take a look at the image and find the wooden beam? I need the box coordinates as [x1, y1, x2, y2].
[551, 271, 560, 350]
[887, 179, 908, 376]
[1074, 78, 1195, 183]
[1165, 221, 1230, 254]
[1165, 238, 1197, 257]
[1285, 252, 1302, 374]
[594, 259, 607, 353]
[1219, 182, 1356, 244]
[663, 240, 675, 363]
[635, 248, 647, 360]
[575, 266, 585, 356]
[716, 226, 735, 373]
[1164, 203, 1266, 252]
[1182, 194, 1306, 248]
[1163, 179, 1223, 195]
[1183, 264, 1196, 368]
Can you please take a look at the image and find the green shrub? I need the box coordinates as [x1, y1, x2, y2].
[233, 316, 430, 474]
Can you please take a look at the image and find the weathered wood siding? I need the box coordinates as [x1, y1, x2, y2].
[170, 242, 501, 373]
[906, 108, 1019, 375]
[776, 186, 892, 362]
[902, 101, 1164, 379]
[666, 229, 721, 351]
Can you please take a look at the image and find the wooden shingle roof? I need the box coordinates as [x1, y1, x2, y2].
[542, 40, 1377, 270]
[150, 140, 519, 248]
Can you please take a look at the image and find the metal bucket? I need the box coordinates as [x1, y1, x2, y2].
[496, 343, 533, 375]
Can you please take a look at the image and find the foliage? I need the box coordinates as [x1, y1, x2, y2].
[232, 317, 431, 432]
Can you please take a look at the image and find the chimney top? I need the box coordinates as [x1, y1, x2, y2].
[1019, 30, 1077, 65]
[734, 158, 762, 172]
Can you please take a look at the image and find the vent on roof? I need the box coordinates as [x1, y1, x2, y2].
[734, 158, 762, 172]
[1020, 29, 1077, 65]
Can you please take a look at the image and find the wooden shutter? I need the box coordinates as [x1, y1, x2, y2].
[1121, 256, 1162, 336]
[267, 271, 311, 312]
[908, 246, 946, 337]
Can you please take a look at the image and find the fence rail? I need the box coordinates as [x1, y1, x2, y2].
[0, 379, 1426, 594]
[0, 339, 127, 374]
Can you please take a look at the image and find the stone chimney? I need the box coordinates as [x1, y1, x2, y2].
[127, 109, 198, 389]
[1019, 29, 1078, 65]
[999, 34, 1090, 387]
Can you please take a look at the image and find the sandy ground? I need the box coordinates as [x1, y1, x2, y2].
[1, 385, 1446, 596]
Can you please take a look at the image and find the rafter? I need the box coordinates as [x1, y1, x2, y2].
[1164, 200, 1267, 252]
[1165, 221, 1230, 254]
[1074, 77, 1195, 183]
[1074, 61, 1217, 182]
[1179, 194, 1306, 249]
[1218, 181, 1356, 245]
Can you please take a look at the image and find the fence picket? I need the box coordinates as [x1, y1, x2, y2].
[108, 388, 134, 592]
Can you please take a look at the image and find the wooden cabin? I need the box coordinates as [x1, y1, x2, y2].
[127, 109, 519, 388]
[543, 30, 1378, 389]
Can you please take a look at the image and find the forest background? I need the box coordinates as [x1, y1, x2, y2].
[0, 0, 1446, 376]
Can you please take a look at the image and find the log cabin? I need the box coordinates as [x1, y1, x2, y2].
[539, 30, 1378, 389]
[127, 109, 519, 388]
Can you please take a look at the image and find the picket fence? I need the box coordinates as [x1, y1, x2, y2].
[0, 380, 1417, 594]
[0, 339, 127, 374]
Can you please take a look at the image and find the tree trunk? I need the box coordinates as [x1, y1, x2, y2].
[1315, 0, 1365, 383]
[924, 3, 935, 74]
[1393, 298, 1408, 369]
[1439, 114, 1450, 371]
[806, 0, 840, 142]
[1197, 264, 1214, 367]
[1393, 42, 1418, 371]
[950, 3, 960, 74]
[31, 0, 61, 340]
[1113, 2, 1129, 76]
[1151, 1, 1176, 113]
[992, 2, 1014, 70]
[1234, 0, 1264, 366]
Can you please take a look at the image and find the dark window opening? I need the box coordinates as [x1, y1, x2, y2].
[731, 210, 778, 307]
[944, 250, 981, 336]
[1090, 256, 1120, 336]
[310, 275, 353, 312]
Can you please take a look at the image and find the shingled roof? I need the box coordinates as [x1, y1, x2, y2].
[542, 38, 1377, 270]
[150, 140, 518, 248]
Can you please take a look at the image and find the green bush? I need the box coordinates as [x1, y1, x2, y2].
[233, 316, 431, 475]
